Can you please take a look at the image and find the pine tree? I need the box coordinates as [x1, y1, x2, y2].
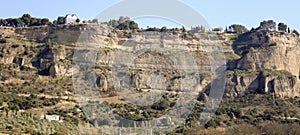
[292, 30, 300, 37]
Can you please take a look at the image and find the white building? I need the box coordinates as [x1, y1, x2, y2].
[40, 115, 60, 122]
[65, 14, 79, 24]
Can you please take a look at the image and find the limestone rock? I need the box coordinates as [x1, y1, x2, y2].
[49, 60, 72, 78]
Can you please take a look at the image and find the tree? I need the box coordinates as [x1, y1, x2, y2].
[21, 14, 32, 26]
[57, 16, 65, 25]
[16, 18, 24, 27]
[53, 20, 57, 25]
[7, 18, 23, 27]
[41, 18, 50, 25]
[116, 20, 138, 30]
[288, 27, 291, 33]
[14, 105, 20, 115]
[182, 26, 186, 32]
[260, 20, 276, 31]
[278, 22, 287, 32]
[118, 16, 130, 24]
[129, 20, 138, 30]
[0, 14, 51, 27]
[116, 22, 128, 30]
[92, 18, 98, 23]
[92, 19, 98, 23]
[212, 27, 223, 32]
[151, 99, 169, 110]
[8, 103, 20, 115]
[108, 19, 119, 28]
[108, 16, 135, 29]
[76, 18, 80, 23]
[30, 18, 41, 26]
[228, 24, 248, 34]
[0, 19, 7, 26]
[161, 26, 167, 32]
[3, 107, 9, 116]
[5, 18, 13, 26]
[292, 30, 300, 37]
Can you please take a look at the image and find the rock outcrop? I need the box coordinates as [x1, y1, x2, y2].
[228, 31, 300, 98]
[225, 70, 299, 97]
[1, 25, 300, 98]
[232, 31, 300, 77]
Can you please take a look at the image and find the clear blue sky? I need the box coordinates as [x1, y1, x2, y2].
[1, 0, 299, 30]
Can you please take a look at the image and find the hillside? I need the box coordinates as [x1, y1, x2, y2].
[1, 24, 300, 134]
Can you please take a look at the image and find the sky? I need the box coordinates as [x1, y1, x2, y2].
[0, 0, 299, 30]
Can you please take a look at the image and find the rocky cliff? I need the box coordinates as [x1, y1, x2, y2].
[225, 70, 298, 97]
[228, 31, 300, 97]
[1, 25, 300, 98]
[233, 31, 300, 77]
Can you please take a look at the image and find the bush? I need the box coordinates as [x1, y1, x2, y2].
[204, 118, 222, 128]
[0, 38, 6, 43]
[42, 98, 60, 106]
[151, 99, 170, 110]
[11, 44, 19, 48]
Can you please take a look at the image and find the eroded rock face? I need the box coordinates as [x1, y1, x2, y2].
[96, 74, 108, 91]
[2, 25, 300, 98]
[49, 60, 73, 78]
[262, 75, 299, 97]
[232, 31, 300, 77]
[227, 31, 300, 97]
[226, 73, 260, 97]
[226, 70, 299, 98]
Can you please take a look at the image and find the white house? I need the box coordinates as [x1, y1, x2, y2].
[40, 115, 60, 122]
[65, 14, 79, 24]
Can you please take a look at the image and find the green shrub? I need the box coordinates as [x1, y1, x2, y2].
[205, 118, 222, 128]
[0, 38, 6, 43]
[11, 44, 19, 48]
